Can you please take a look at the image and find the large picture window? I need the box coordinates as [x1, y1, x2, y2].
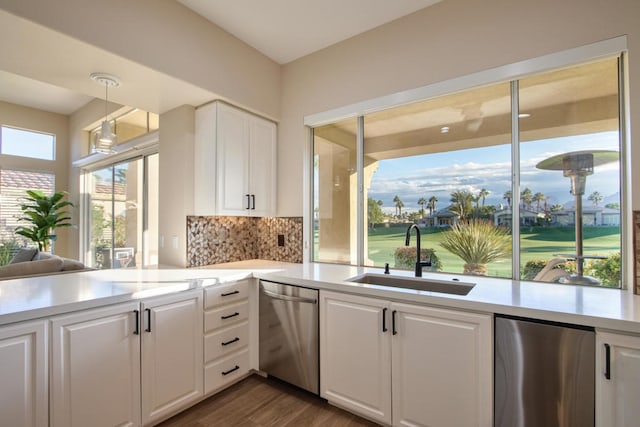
[312, 56, 623, 287]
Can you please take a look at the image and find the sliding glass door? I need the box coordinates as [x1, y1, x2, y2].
[86, 153, 158, 269]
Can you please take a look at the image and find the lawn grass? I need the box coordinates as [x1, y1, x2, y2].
[366, 225, 621, 278]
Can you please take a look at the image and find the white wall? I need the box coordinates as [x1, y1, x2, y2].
[158, 105, 195, 266]
[0, 101, 72, 257]
[278, 0, 640, 216]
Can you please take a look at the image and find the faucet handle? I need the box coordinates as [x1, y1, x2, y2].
[384, 263, 390, 274]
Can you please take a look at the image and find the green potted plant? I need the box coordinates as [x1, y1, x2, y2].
[15, 190, 73, 252]
[440, 219, 511, 276]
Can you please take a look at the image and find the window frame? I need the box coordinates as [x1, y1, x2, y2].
[305, 37, 630, 287]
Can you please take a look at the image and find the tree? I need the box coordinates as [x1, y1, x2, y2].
[588, 191, 603, 207]
[393, 195, 404, 217]
[478, 188, 489, 207]
[605, 202, 620, 210]
[521, 187, 533, 210]
[550, 204, 564, 212]
[450, 190, 474, 220]
[367, 197, 384, 228]
[533, 192, 546, 211]
[503, 190, 512, 209]
[417, 197, 427, 218]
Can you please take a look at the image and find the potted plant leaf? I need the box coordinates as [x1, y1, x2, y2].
[15, 190, 74, 252]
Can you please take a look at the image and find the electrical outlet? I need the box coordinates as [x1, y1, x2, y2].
[278, 234, 285, 247]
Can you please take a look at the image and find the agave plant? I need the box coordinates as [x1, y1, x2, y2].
[15, 190, 73, 252]
[440, 219, 511, 275]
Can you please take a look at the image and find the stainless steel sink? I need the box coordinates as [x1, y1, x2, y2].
[347, 273, 475, 295]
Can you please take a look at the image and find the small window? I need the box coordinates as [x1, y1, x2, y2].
[0, 126, 56, 160]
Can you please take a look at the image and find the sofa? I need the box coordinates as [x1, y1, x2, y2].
[0, 248, 92, 280]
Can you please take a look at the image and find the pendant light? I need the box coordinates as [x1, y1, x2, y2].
[90, 72, 121, 154]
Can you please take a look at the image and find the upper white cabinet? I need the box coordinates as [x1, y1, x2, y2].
[596, 330, 640, 427]
[0, 319, 48, 427]
[320, 290, 492, 427]
[195, 101, 277, 217]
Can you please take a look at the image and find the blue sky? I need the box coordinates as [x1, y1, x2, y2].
[367, 131, 621, 213]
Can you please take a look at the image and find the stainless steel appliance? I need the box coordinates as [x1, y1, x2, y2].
[259, 280, 319, 394]
[495, 315, 595, 427]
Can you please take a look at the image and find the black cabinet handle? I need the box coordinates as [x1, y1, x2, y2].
[246, 194, 251, 210]
[222, 365, 240, 376]
[221, 312, 240, 320]
[133, 310, 139, 335]
[392, 310, 397, 335]
[382, 307, 388, 332]
[145, 308, 151, 332]
[222, 337, 240, 346]
[221, 290, 240, 297]
[251, 194, 256, 210]
[604, 343, 611, 380]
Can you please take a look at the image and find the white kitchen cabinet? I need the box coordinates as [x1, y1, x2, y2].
[392, 302, 492, 427]
[141, 289, 203, 426]
[0, 319, 48, 427]
[320, 291, 392, 424]
[51, 301, 141, 427]
[596, 330, 640, 427]
[194, 101, 276, 217]
[203, 279, 255, 395]
[320, 290, 492, 427]
[51, 289, 203, 427]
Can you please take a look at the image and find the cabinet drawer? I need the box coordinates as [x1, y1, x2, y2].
[205, 321, 249, 362]
[204, 281, 249, 308]
[204, 349, 249, 394]
[205, 300, 249, 332]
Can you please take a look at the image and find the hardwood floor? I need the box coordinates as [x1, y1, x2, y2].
[157, 374, 380, 427]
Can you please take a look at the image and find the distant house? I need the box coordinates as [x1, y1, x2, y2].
[549, 206, 620, 226]
[433, 205, 460, 227]
[493, 208, 544, 227]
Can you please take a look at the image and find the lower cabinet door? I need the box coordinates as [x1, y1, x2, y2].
[51, 302, 141, 427]
[0, 319, 48, 427]
[320, 290, 392, 425]
[596, 331, 640, 427]
[391, 303, 493, 427]
[141, 289, 204, 426]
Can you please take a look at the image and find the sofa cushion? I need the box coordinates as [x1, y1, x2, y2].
[61, 258, 87, 271]
[0, 256, 64, 278]
[10, 248, 39, 264]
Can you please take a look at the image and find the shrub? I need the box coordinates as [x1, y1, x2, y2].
[0, 239, 22, 266]
[585, 253, 621, 288]
[394, 246, 441, 272]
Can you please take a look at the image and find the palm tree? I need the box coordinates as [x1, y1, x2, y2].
[417, 197, 427, 218]
[450, 190, 474, 220]
[428, 196, 438, 226]
[478, 188, 489, 207]
[393, 195, 404, 217]
[503, 190, 512, 209]
[588, 191, 603, 207]
[533, 192, 546, 212]
[520, 187, 533, 209]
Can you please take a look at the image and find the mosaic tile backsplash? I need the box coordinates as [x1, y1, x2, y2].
[187, 216, 303, 267]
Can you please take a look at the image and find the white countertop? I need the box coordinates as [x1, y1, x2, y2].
[2, 260, 640, 334]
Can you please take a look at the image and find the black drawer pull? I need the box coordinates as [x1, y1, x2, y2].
[145, 308, 151, 332]
[392, 310, 397, 335]
[133, 310, 139, 335]
[222, 365, 240, 376]
[221, 290, 240, 297]
[246, 194, 251, 210]
[222, 337, 240, 346]
[382, 307, 388, 333]
[221, 312, 240, 320]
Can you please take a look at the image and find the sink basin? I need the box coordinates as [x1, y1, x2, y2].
[347, 273, 475, 296]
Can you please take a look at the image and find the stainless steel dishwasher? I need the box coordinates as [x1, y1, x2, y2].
[495, 315, 595, 427]
[259, 280, 319, 394]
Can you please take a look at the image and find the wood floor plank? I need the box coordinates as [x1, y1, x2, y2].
[156, 375, 380, 427]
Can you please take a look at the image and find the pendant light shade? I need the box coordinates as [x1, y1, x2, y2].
[90, 72, 121, 154]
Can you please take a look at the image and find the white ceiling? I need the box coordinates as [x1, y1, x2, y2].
[0, 1, 442, 116]
[178, 0, 442, 64]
